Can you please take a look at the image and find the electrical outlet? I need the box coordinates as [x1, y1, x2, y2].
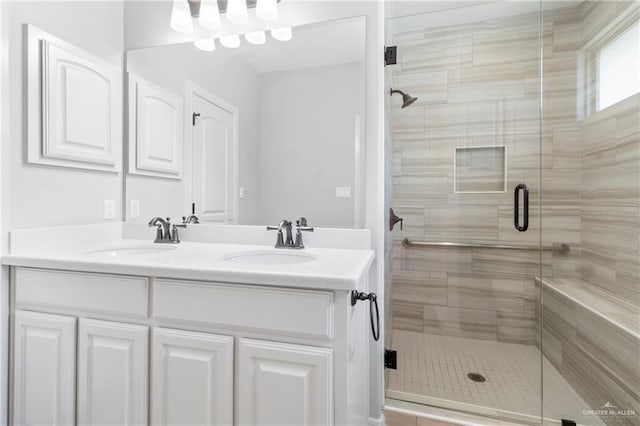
[103, 200, 115, 220]
[130, 200, 140, 219]
[335, 187, 352, 198]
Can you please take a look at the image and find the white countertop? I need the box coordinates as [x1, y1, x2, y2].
[2, 238, 375, 291]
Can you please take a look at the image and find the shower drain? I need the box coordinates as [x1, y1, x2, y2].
[467, 372, 487, 383]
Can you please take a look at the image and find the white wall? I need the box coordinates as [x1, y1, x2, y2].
[3, 1, 125, 231]
[1, 2, 125, 422]
[0, 3, 7, 422]
[259, 62, 363, 227]
[126, 43, 262, 224]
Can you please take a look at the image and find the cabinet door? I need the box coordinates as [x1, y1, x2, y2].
[77, 319, 148, 425]
[238, 338, 333, 426]
[151, 327, 234, 425]
[128, 73, 184, 178]
[13, 310, 76, 426]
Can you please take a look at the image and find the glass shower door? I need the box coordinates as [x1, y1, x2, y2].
[385, 1, 546, 423]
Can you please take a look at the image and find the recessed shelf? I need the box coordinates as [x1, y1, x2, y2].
[454, 146, 507, 193]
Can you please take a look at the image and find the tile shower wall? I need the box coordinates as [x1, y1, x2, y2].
[539, 2, 640, 423]
[578, 1, 640, 308]
[390, 6, 582, 345]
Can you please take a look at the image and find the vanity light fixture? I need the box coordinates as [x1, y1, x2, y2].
[245, 31, 266, 45]
[226, 0, 249, 24]
[256, 0, 279, 21]
[194, 38, 216, 51]
[170, 0, 194, 34]
[198, 0, 221, 30]
[271, 26, 292, 41]
[220, 34, 241, 48]
[170, 0, 290, 49]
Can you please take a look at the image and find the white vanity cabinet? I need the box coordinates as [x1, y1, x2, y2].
[12, 311, 76, 426]
[151, 328, 234, 425]
[9, 267, 369, 426]
[77, 319, 149, 425]
[237, 338, 333, 425]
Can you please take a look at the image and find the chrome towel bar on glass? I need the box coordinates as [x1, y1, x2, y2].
[402, 238, 570, 254]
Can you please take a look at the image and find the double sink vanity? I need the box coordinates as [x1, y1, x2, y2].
[2, 222, 375, 425]
[5, 6, 374, 424]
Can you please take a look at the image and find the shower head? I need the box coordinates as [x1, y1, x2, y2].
[390, 88, 418, 108]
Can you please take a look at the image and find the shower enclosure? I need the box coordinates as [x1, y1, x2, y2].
[385, 1, 639, 425]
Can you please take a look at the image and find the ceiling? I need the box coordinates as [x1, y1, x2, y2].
[237, 16, 365, 73]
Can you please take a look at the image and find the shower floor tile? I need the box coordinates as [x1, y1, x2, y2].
[387, 330, 604, 425]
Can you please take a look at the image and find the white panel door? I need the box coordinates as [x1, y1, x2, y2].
[26, 25, 122, 172]
[151, 327, 234, 426]
[128, 73, 184, 178]
[191, 91, 237, 223]
[238, 338, 333, 426]
[77, 319, 148, 425]
[13, 310, 76, 426]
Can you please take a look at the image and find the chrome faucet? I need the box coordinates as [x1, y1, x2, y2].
[148, 217, 186, 244]
[182, 215, 200, 224]
[267, 217, 313, 249]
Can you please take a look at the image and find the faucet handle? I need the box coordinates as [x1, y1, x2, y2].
[170, 224, 187, 243]
[296, 217, 314, 232]
[183, 215, 200, 224]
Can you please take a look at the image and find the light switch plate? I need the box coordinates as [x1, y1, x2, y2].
[335, 187, 352, 198]
[103, 200, 115, 220]
[239, 186, 245, 199]
[130, 200, 140, 219]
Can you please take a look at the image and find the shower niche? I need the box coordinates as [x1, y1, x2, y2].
[454, 146, 506, 193]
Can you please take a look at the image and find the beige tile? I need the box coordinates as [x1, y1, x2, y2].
[393, 105, 426, 138]
[393, 70, 448, 105]
[392, 270, 448, 305]
[472, 22, 539, 66]
[425, 205, 499, 241]
[385, 410, 417, 426]
[401, 30, 472, 74]
[448, 63, 526, 103]
[393, 174, 448, 205]
[455, 146, 506, 193]
[393, 301, 424, 332]
[424, 305, 498, 340]
[417, 417, 460, 426]
[401, 138, 454, 174]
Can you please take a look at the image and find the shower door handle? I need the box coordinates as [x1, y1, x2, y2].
[514, 183, 529, 232]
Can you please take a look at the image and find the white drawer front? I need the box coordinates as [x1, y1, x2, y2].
[153, 279, 334, 340]
[14, 268, 148, 318]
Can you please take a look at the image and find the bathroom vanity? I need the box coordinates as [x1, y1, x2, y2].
[3, 224, 375, 425]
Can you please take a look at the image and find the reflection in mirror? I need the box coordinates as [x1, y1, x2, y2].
[125, 16, 366, 228]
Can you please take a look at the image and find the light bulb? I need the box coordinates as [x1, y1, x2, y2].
[194, 38, 216, 51]
[226, 0, 248, 25]
[256, 0, 278, 21]
[271, 27, 292, 42]
[199, 0, 221, 30]
[219, 34, 241, 48]
[245, 31, 266, 45]
[170, 0, 193, 34]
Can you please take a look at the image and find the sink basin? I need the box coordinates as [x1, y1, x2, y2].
[87, 245, 177, 257]
[222, 250, 317, 265]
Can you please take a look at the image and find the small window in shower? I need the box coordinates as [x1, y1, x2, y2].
[454, 146, 506, 193]
[597, 20, 640, 111]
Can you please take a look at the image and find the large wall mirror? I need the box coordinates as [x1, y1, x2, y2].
[125, 16, 366, 228]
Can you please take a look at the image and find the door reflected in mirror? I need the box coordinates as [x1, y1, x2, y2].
[125, 16, 366, 228]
